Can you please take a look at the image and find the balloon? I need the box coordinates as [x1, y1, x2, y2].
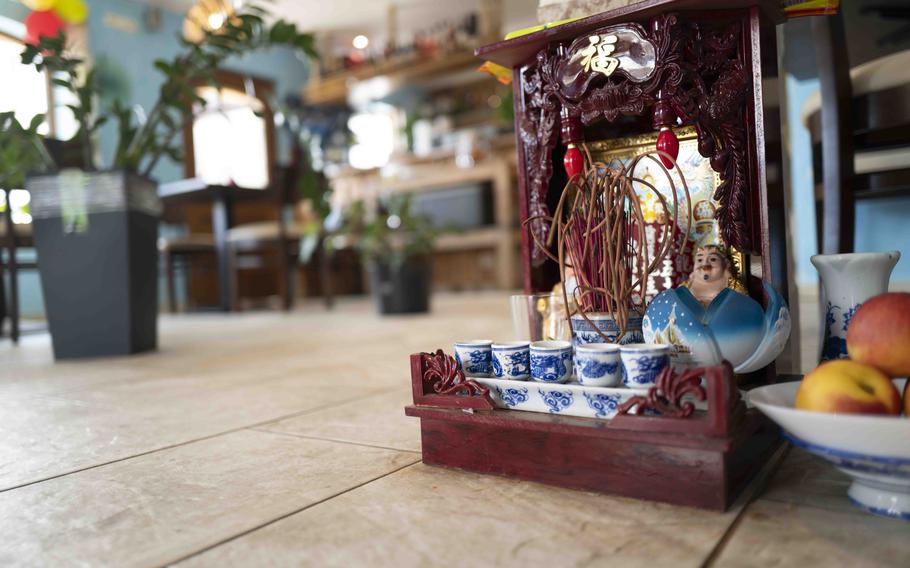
[24, 10, 64, 46]
[22, 0, 58, 10]
[53, 0, 88, 24]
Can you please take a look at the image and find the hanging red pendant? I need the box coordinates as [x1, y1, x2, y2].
[655, 127, 679, 169]
[564, 144, 583, 177]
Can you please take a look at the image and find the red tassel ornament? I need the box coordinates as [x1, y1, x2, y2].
[655, 127, 679, 169]
[564, 144, 583, 178]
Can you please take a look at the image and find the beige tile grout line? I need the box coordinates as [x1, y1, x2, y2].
[161, 459, 423, 567]
[0, 389, 396, 495]
[700, 444, 792, 567]
[248, 426, 422, 455]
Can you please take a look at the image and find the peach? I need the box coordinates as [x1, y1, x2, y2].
[847, 292, 910, 378]
[795, 360, 901, 415]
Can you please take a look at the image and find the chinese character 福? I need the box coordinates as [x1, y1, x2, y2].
[580, 34, 620, 76]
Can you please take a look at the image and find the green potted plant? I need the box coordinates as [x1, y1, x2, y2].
[341, 195, 436, 315]
[6, 4, 315, 359]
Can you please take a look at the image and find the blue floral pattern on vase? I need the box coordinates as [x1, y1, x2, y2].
[496, 386, 529, 407]
[538, 389, 573, 413]
[530, 353, 569, 382]
[822, 301, 855, 361]
[583, 392, 621, 418]
[575, 359, 618, 379]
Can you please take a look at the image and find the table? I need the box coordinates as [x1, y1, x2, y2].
[158, 178, 267, 311]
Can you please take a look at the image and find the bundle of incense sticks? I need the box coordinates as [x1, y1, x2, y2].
[525, 149, 691, 342]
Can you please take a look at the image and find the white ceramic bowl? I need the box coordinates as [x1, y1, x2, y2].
[748, 379, 910, 520]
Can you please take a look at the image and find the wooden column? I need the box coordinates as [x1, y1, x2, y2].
[812, 12, 855, 254]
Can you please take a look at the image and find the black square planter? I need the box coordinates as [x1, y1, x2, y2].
[368, 257, 431, 315]
[28, 170, 160, 359]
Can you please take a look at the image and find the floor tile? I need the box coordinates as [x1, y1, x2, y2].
[177, 463, 741, 568]
[0, 370, 391, 491]
[0, 430, 418, 568]
[712, 499, 910, 567]
[757, 447, 858, 515]
[256, 388, 420, 452]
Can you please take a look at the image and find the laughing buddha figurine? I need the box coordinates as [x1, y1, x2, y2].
[642, 245, 791, 373]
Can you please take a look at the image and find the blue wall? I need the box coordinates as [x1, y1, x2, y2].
[786, 76, 910, 285]
[86, 0, 310, 182]
[785, 75, 820, 286]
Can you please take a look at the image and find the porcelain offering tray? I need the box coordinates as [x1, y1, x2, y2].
[749, 379, 910, 521]
[475, 377, 649, 419]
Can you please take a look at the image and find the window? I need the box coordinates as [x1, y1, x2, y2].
[185, 72, 275, 189]
[0, 31, 51, 136]
[0, 189, 31, 225]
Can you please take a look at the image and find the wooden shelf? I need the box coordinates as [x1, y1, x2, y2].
[435, 227, 514, 252]
[330, 153, 518, 289]
[376, 159, 512, 195]
[304, 49, 484, 106]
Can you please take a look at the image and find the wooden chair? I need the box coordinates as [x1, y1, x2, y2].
[0, 193, 37, 343]
[159, 234, 216, 313]
[226, 165, 334, 311]
[806, 17, 910, 253]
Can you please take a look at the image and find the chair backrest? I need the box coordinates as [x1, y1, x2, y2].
[807, 45, 910, 253]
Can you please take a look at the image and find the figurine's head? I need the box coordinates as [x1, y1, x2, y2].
[690, 245, 736, 286]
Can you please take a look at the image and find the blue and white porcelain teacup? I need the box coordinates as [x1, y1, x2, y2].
[454, 340, 493, 377]
[530, 340, 573, 384]
[575, 343, 622, 387]
[492, 341, 530, 380]
[620, 344, 670, 389]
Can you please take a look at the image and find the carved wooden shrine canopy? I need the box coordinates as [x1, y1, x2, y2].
[477, 0, 784, 281]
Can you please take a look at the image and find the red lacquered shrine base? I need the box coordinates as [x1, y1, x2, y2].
[405, 350, 781, 511]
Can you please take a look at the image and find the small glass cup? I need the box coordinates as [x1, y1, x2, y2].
[510, 293, 571, 342]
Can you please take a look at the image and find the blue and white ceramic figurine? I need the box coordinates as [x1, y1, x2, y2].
[643, 245, 791, 373]
[453, 339, 493, 377]
[810, 251, 900, 362]
[530, 340, 573, 383]
[575, 343, 622, 387]
[492, 341, 531, 380]
[620, 344, 670, 388]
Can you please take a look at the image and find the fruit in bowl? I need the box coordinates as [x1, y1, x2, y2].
[749, 379, 910, 520]
[795, 360, 902, 415]
[847, 292, 910, 379]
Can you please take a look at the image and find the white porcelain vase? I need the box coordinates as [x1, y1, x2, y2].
[810, 251, 900, 362]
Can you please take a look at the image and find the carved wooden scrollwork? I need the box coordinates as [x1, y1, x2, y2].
[617, 365, 707, 418]
[517, 12, 753, 265]
[520, 63, 560, 266]
[420, 349, 490, 397]
[679, 22, 751, 251]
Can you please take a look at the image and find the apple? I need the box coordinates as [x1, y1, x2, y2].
[795, 360, 901, 415]
[847, 292, 910, 379]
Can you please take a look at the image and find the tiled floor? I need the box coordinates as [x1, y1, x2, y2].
[1, 292, 908, 567]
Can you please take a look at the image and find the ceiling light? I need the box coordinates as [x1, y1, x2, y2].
[352, 35, 369, 50]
